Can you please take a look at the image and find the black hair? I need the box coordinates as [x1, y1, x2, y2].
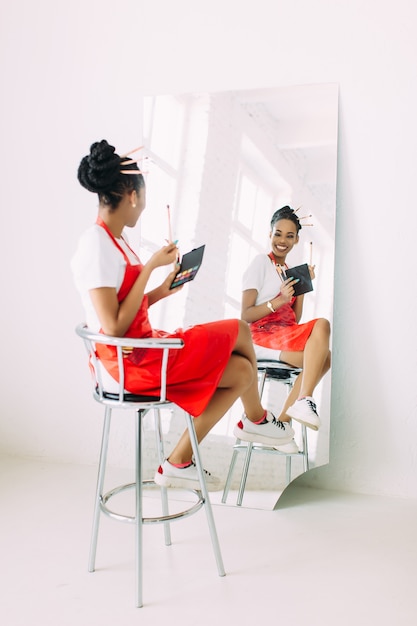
[270, 205, 302, 233]
[77, 139, 145, 210]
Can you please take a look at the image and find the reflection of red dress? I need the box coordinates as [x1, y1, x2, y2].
[247, 253, 317, 352]
[250, 304, 317, 352]
[95, 219, 239, 417]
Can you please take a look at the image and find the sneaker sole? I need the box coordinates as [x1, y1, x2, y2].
[274, 443, 300, 453]
[233, 425, 294, 446]
[154, 473, 221, 492]
[288, 414, 320, 431]
[154, 473, 200, 490]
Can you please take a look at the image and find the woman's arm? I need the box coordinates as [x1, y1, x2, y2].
[146, 268, 183, 306]
[292, 294, 304, 322]
[241, 289, 271, 323]
[89, 243, 178, 336]
[241, 279, 296, 323]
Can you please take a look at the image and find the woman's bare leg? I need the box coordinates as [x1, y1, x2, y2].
[276, 372, 302, 421]
[232, 321, 266, 421]
[297, 319, 331, 396]
[278, 318, 331, 417]
[168, 354, 253, 463]
[277, 356, 330, 420]
[168, 321, 265, 464]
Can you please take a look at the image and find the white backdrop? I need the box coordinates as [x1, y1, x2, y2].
[1, 0, 416, 498]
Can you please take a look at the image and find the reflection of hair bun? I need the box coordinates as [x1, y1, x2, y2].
[270, 205, 302, 232]
[77, 140, 121, 193]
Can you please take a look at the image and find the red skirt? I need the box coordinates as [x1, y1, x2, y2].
[98, 319, 240, 417]
[250, 302, 318, 352]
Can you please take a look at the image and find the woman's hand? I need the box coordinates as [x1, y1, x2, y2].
[148, 243, 179, 270]
[146, 266, 183, 305]
[160, 267, 183, 297]
[279, 277, 299, 303]
[309, 264, 316, 280]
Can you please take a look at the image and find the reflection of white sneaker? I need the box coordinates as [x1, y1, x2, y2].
[274, 439, 299, 453]
[287, 396, 321, 430]
[154, 460, 221, 491]
[233, 411, 294, 446]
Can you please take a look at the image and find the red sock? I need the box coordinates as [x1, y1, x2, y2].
[168, 459, 193, 469]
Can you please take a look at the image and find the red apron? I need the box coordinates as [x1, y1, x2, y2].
[94, 218, 239, 416]
[249, 252, 317, 352]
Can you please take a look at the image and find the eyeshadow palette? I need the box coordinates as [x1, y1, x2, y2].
[169, 245, 205, 289]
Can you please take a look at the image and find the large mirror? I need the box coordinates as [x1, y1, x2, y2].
[133, 83, 338, 509]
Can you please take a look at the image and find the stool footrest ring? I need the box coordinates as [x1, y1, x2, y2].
[233, 443, 305, 456]
[100, 479, 205, 524]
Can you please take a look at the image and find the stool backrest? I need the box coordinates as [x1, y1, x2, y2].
[75, 323, 184, 407]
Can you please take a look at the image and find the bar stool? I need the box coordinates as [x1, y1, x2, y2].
[222, 359, 309, 506]
[76, 323, 225, 607]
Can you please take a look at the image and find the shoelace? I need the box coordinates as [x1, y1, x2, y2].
[269, 414, 286, 431]
[305, 398, 318, 415]
[190, 461, 213, 477]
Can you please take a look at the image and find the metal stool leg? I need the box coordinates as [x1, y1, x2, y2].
[258, 370, 267, 396]
[221, 444, 240, 503]
[301, 424, 309, 472]
[153, 409, 172, 546]
[185, 412, 225, 577]
[88, 406, 112, 573]
[235, 369, 266, 505]
[222, 439, 255, 506]
[236, 442, 254, 506]
[222, 369, 268, 504]
[135, 409, 144, 608]
[222, 365, 312, 506]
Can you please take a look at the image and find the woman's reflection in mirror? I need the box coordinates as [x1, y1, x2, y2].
[239, 206, 331, 450]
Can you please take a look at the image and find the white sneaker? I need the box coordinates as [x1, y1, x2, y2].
[233, 411, 295, 446]
[154, 460, 221, 491]
[286, 396, 321, 430]
[274, 439, 299, 453]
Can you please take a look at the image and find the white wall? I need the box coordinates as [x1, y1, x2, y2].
[1, 0, 416, 499]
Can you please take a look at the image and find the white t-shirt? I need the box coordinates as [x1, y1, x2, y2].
[242, 254, 283, 304]
[243, 254, 295, 360]
[71, 224, 139, 332]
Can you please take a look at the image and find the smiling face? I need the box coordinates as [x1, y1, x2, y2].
[269, 218, 299, 263]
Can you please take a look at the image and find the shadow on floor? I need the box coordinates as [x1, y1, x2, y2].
[274, 468, 344, 510]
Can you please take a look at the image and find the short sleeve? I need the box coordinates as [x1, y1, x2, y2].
[242, 255, 268, 292]
[71, 225, 126, 293]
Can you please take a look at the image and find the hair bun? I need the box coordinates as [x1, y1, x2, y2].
[277, 205, 293, 218]
[270, 205, 302, 232]
[77, 139, 121, 193]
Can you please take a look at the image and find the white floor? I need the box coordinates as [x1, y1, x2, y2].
[1, 456, 416, 626]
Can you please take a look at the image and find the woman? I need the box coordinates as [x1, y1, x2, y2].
[239, 205, 331, 440]
[71, 140, 294, 490]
